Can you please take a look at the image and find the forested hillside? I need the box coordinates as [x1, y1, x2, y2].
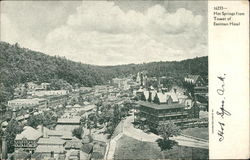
[0, 41, 207, 101]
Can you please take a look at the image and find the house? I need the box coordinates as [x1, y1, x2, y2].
[15, 126, 42, 153]
[184, 75, 206, 87]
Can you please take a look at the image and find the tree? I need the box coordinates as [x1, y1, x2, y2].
[27, 111, 58, 129]
[4, 119, 23, 153]
[72, 127, 84, 139]
[80, 116, 87, 127]
[113, 104, 120, 124]
[27, 114, 43, 128]
[49, 79, 73, 91]
[157, 122, 181, 142]
[69, 97, 78, 106]
[88, 113, 98, 128]
[0, 83, 13, 102]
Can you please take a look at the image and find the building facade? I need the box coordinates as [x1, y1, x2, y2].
[137, 90, 200, 128]
[15, 126, 42, 153]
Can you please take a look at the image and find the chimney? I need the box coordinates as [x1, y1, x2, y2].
[78, 151, 80, 159]
[50, 151, 54, 158]
[41, 124, 44, 136]
[174, 88, 177, 94]
[2, 136, 7, 160]
[41, 124, 47, 138]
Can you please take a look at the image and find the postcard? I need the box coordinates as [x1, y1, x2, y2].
[0, 0, 249, 159]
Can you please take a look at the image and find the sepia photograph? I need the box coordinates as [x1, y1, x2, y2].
[0, 0, 209, 159]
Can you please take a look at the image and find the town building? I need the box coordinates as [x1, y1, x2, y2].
[8, 98, 47, 110]
[112, 78, 131, 90]
[35, 137, 65, 158]
[46, 94, 68, 108]
[15, 126, 43, 153]
[184, 75, 206, 87]
[37, 125, 74, 140]
[137, 90, 199, 128]
[32, 90, 69, 97]
[136, 71, 148, 87]
[194, 86, 208, 97]
[26, 82, 50, 91]
[56, 116, 81, 132]
[184, 75, 208, 108]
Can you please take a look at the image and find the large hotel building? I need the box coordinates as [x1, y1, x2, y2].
[136, 90, 200, 129]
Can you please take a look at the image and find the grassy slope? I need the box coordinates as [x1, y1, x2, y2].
[114, 135, 208, 160]
[182, 127, 209, 140]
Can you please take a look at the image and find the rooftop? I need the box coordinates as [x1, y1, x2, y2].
[8, 98, 46, 104]
[35, 145, 65, 153]
[65, 140, 83, 149]
[57, 116, 81, 124]
[185, 75, 204, 84]
[37, 137, 65, 145]
[82, 104, 97, 112]
[137, 101, 185, 110]
[16, 126, 42, 140]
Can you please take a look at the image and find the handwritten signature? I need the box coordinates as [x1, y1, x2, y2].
[216, 74, 231, 142]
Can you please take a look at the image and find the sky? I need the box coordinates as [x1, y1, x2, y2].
[1, 0, 207, 66]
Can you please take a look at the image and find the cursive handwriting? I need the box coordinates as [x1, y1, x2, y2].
[218, 122, 225, 142]
[217, 75, 225, 95]
[216, 99, 231, 118]
[216, 74, 231, 142]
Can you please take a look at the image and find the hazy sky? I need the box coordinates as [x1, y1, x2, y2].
[1, 0, 207, 66]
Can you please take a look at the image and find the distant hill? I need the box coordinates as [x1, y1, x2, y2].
[0, 41, 207, 89]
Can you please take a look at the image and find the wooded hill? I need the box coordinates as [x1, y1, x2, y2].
[0, 41, 207, 98]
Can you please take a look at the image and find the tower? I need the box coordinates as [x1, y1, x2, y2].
[2, 135, 7, 160]
[12, 108, 17, 118]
